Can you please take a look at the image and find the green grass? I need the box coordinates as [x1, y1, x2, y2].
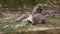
[0, 16, 60, 34]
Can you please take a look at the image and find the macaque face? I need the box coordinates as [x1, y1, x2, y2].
[36, 6, 42, 13]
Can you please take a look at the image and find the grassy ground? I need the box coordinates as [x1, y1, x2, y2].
[0, 14, 60, 34]
[20, 28, 60, 34]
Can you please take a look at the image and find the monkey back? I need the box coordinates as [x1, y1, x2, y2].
[33, 13, 46, 24]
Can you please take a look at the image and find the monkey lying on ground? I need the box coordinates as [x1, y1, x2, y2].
[15, 12, 46, 25]
[15, 4, 46, 25]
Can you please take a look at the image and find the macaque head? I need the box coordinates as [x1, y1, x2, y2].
[36, 5, 42, 13]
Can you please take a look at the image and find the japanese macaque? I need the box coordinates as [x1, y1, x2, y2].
[15, 4, 46, 25]
[32, 4, 46, 24]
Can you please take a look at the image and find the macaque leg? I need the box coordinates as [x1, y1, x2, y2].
[22, 14, 34, 24]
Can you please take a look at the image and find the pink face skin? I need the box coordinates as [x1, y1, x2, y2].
[38, 18, 46, 24]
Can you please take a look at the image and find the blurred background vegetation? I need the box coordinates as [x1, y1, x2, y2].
[0, 0, 60, 17]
